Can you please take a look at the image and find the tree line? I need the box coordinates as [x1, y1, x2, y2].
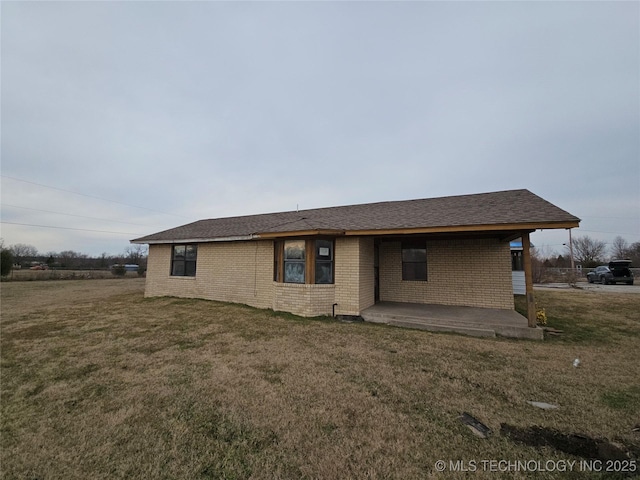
[2, 234, 637, 278]
[0, 240, 147, 276]
[534, 235, 640, 269]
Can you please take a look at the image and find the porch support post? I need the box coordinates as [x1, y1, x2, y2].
[521, 232, 537, 328]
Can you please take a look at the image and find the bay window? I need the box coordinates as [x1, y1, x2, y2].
[275, 238, 334, 284]
[284, 240, 306, 284]
[315, 239, 333, 284]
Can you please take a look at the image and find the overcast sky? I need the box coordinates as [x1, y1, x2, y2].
[1, 1, 638, 258]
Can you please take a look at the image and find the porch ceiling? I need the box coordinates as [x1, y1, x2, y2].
[369, 228, 536, 243]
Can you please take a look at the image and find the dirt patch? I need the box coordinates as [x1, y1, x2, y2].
[501, 424, 638, 461]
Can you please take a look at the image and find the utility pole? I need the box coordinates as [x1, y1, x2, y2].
[568, 228, 575, 270]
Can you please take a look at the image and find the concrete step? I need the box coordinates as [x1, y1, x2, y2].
[362, 312, 496, 337]
[362, 311, 543, 340]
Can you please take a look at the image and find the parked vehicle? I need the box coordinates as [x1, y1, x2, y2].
[587, 260, 634, 285]
[29, 264, 49, 270]
[110, 264, 139, 272]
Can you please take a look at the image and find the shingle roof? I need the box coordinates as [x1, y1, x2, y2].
[131, 189, 580, 244]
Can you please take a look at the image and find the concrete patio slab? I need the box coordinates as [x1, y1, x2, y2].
[361, 302, 543, 340]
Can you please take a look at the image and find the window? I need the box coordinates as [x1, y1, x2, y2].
[315, 239, 334, 284]
[511, 250, 524, 271]
[284, 240, 305, 283]
[274, 241, 282, 282]
[402, 241, 427, 281]
[171, 244, 197, 276]
[275, 238, 335, 284]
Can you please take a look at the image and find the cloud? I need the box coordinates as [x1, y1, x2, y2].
[1, 1, 638, 255]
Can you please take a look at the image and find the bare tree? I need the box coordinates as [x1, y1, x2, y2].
[627, 242, 640, 266]
[58, 250, 87, 269]
[98, 252, 112, 269]
[9, 243, 38, 266]
[529, 247, 543, 283]
[569, 236, 607, 267]
[124, 245, 147, 267]
[610, 236, 629, 260]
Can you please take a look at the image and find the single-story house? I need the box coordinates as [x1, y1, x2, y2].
[131, 189, 579, 328]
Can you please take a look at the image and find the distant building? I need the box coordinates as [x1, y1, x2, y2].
[111, 264, 139, 272]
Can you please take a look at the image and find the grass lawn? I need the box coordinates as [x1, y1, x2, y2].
[1, 279, 639, 479]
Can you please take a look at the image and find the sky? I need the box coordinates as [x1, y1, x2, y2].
[1, 1, 639, 258]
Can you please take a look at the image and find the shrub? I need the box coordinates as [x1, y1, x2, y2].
[536, 307, 547, 326]
[111, 265, 126, 276]
[1, 249, 14, 277]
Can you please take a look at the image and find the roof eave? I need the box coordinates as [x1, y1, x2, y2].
[130, 234, 257, 245]
[131, 220, 580, 244]
[255, 229, 346, 239]
[342, 220, 580, 236]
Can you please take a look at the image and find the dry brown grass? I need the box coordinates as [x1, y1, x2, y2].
[1, 280, 639, 479]
[4, 269, 140, 281]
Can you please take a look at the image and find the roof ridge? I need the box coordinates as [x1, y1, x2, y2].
[196, 189, 533, 222]
[131, 189, 579, 244]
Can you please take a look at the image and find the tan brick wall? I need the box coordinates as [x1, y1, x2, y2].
[359, 237, 376, 311]
[145, 236, 513, 317]
[379, 238, 513, 310]
[146, 240, 336, 317]
[273, 283, 336, 317]
[334, 237, 375, 316]
[145, 241, 274, 310]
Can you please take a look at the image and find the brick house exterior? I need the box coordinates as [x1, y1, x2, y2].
[132, 190, 579, 320]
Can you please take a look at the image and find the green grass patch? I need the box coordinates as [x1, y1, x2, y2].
[601, 386, 640, 411]
[517, 291, 639, 344]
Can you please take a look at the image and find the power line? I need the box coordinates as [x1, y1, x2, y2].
[2, 203, 161, 228]
[578, 229, 640, 237]
[581, 215, 639, 220]
[1, 175, 189, 219]
[1, 221, 141, 236]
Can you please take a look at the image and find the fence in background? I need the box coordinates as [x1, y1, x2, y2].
[3, 269, 143, 281]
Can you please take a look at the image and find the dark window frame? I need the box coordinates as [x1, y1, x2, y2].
[402, 240, 427, 281]
[314, 239, 334, 284]
[511, 250, 524, 271]
[171, 244, 197, 277]
[274, 241, 283, 282]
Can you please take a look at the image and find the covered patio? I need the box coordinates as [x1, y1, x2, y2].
[361, 301, 544, 340]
